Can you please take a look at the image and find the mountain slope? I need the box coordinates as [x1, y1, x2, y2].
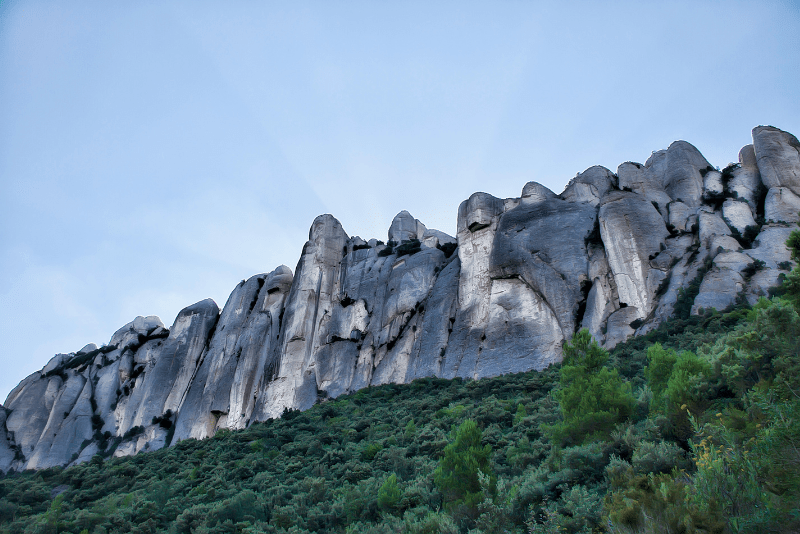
[2, 125, 800, 471]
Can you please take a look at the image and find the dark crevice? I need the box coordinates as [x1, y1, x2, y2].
[468, 222, 490, 233]
[574, 279, 593, 329]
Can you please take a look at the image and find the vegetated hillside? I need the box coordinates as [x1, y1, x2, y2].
[2, 248, 800, 534]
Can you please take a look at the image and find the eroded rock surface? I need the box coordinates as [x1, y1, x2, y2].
[5, 124, 800, 470]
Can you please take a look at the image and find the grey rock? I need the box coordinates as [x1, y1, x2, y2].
[77, 343, 97, 355]
[722, 199, 756, 235]
[581, 247, 618, 345]
[231, 266, 293, 428]
[692, 267, 744, 314]
[746, 269, 783, 305]
[604, 307, 641, 348]
[662, 141, 712, 207]
[261, 214, 349, 419]
[473, 277, 563, 375]
[458, 192, 505, 234]
[599, 191, 670, 319]
[388, 210, 426, 243]
[441, 193, 507, 378]
[703, 170, 724, 198]
[668, 201, 693, 232]
[765, 187, 800, 223]
[125, 299, 219, 438]
[8, 124, 800, 469]
[753, 126, 800, 196]
[406, 257, 460, 380]
[728, 145, 763, 209]
[0, 409, 15, 473]
[174, 274, 272, 440]
[645, 236, 708, 330]
[710, 235, 743, 257]
[521, 182, 557, 204]
[94, 360, 120, 435]
[698, 210, 731, 245]
[25, 373, 91, 469]
[41, 354, 69, 375]
[68, 442, 98, 467]
[713, 251, 754, 273]
[617, 162, 672, 217]
[745, 225, 794, 269]
[114, 426, 168, 458]
[560, 166, 615, 206]
[491, 193, 596, 338]
[109, 316, 164, 352]
[421, 229, 456, 249]
[4, 375, 58, 458]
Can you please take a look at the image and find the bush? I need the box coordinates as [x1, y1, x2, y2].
[434, 419, 494, 525]
[395, 239, 422, 257]
[546, 330, 635, 445]
[377, 473, 401, 513]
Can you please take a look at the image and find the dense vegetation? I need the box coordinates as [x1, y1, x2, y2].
[3, 246, 800, 533]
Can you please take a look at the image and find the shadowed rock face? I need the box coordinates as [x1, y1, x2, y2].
[4, 124, 799, 471]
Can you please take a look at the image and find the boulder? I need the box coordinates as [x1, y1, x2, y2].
[560, 166, 615, 206]
[745, 225, 794, 269]
[441, 192, 508, 378]
[77, 343, 98, 355]
[174, 275, 271, 439]
[746, 269, 784, 305]
[617, 162, 671, 217]
[727, 145, 763, 209]
[753, 126, 800, 196]
[668, 201, 694, 232]
[709, 235, 743, 257]
[713, 251, 754, 273]
[765, 187, 800, 223]
[25, 373, 91, 469]
[722, 199, 756, 235]
[698, 210, 731, 245]
[421, 228, 456, 249]
[703, 170, 724, 198]
[109, 316, 164, 351]
[388, 211, 426, 243]
[520, 182, 557, 204]
[604, 307, 641, 348]
[41, 354, 70, 375]
[661, 141, 712, 207]
[692, 268, 744, 315]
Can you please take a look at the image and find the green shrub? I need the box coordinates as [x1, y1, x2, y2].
[395, 239, 422, 257]
[546, 329, 635, 445]
[377, 473, 401, 513]
[434, 419, 494, 525]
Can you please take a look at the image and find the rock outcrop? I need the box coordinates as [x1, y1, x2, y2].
[2, 124, 798, 471]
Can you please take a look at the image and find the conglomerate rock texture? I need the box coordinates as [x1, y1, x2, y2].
[3, 125, 800, 471]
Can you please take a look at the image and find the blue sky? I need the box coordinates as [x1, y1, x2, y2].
[1, 0, 799, 400]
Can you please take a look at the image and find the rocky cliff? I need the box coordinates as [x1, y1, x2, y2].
[3, 125, 800, 472]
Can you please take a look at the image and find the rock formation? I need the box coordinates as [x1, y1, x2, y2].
[2, 125, 799, 472]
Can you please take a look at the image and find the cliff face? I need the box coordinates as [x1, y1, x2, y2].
[3, 125, 800, 471]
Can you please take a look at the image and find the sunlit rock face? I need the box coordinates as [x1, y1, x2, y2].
[4, 124, 799, 470]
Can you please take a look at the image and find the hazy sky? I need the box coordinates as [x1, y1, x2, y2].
[1, 0, 799, 401]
